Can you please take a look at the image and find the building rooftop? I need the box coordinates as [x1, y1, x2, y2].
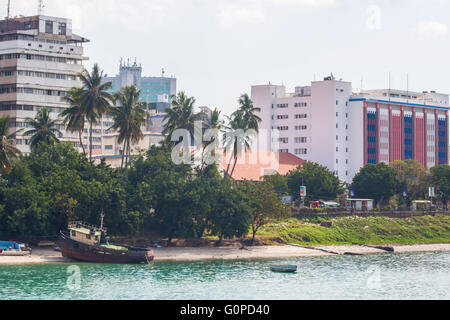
[220, 151, 305, 182]
[0, 15, 89, 43]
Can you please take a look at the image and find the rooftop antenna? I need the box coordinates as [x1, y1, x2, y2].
[7, 0, 11, 19]
[406, 73, 409, 104]
[162, 68, 165, 78]
[388, 71, 391, 102]
[38, 0, 44, 15]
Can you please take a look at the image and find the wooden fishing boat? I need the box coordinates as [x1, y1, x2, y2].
[60, 221, 153, 264]
[270, 264, 298, 273]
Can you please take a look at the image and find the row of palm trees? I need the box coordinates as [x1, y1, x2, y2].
[162, 91, 262, 179]
[1, 62, 262, 177]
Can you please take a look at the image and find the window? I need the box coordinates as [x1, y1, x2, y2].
[295, 114, 307, 119]
[45, 21, 53, 34]
[295, 148, 308, 155]
[295, 137, 307, 143]
[279, 149, 289, 153]
[279, 138, 289, 144]
[71, 231, 76, 237]
[295, 125, 307, 131]
[277, 115, 289, 120]
[86, 235, 91, 240]
[59, 23, 67, 35]
[24, 21, 32, 30]
[295, 102, 307, 108]
[277, 104, 288, 109]
[105, 145, 113, 150]
[277, 126, 289, 131]
[336, 100, 339, 105]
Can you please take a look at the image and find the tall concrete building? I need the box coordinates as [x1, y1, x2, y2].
[102, 60, 176, 135]
[0, 15, 91, 154]
[104, 60, 176, 112]
[251, 75, 449, 182]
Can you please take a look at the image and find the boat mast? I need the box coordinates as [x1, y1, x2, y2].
[100, 210, 105, 231]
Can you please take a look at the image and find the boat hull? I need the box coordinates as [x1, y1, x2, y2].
[60, 233, 153, 264]
[270, 265, 298, 273]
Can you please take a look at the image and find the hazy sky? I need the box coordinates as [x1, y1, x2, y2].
[5, 0, 450, 116]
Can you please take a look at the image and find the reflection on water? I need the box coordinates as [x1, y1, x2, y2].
[0, 251, 449, 300]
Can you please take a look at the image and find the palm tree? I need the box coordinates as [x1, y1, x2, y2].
[77, 64, 113, 162]
[198, 108, 223, 171]
[0, 116, 22, 174]
[223, 111, 252, 179]
[109, 86, 147, 171]
[223, 94, 261, 180]
[202, 108, 223, 133]
[163, 91, 200, 145]
[24, 107, 62, 151]
[236, 93, 261, 132]
[60, 87, 86, 155]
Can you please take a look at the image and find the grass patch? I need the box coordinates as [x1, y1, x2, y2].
[259, 214, 450, 245]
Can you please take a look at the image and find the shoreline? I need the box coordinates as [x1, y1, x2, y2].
[0, 243, 449, 265]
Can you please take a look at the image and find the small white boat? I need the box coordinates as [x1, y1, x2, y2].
[270, 265, 298, 273]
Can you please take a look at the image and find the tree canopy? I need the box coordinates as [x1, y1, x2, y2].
[287, 162, 343, 203]
[351, 163, 399, 207]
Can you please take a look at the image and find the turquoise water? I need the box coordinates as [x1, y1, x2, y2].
[0, 251, 449, 300]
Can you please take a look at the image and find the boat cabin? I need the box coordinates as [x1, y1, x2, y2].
[68, 222, 105, 246]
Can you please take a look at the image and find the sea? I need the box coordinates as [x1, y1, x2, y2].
[0, 251, 449, 300]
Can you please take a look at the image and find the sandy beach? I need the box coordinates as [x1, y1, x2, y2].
[0, 243, 449, 265]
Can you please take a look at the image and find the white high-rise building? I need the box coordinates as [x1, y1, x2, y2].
[0, 15, 91, 154]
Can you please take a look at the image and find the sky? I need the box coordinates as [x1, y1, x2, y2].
[4, 0, 450, 116]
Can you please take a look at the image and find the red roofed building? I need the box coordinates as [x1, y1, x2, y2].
[221, 151, 305, 182]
